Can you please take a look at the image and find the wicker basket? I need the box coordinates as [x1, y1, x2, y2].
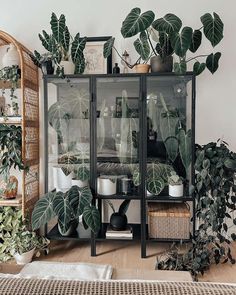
[148, 202, 190, 239]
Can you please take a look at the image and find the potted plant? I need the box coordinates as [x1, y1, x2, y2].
[11, 227, 49, 265]
[30, 52, 55, 75]
[0, 125, 26, 199]
[32, 185, 100, 236]
[107, 199, 131, 230]
[104, 8, 224, 75]
[168, 171, 183, 197]
[97, 175, 117, 196]
[31, 12, 87, 76]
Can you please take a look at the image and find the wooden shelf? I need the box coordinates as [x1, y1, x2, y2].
[0, 116, 22, 124]
[0, 195, 22, 207]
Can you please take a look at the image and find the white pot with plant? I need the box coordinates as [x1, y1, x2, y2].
[97, 175, 117, 196]
[168, 172, 184, 197]
[31, 12, 87, 76]
[52, 166, 73, 193]
[72, 165, 89, 188]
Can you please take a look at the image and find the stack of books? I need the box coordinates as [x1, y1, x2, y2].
[105, 225, 133, 239]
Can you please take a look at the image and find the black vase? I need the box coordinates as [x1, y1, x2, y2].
[41, 60, 54, 75]
[110, 213, 127, 230]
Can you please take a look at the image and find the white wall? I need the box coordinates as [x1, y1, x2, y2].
[0, 0, 235, 151]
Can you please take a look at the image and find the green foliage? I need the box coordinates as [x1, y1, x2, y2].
[104, 7, 224, 75]
[32, 185, 100, 234]
[156, 141, 236, 280]
[0, 125, 26, 181]
[168, 171, 183, 185]
[179, 129, 192, 174]
[31, 12, 87, 76]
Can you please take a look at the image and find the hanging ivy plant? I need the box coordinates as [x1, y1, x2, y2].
[156, 140, 236, 280]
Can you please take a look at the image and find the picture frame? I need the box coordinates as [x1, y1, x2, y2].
[115, 97, 139, 118]
[83, 36, 112, 74]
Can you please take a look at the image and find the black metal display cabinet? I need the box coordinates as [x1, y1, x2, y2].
[43, 73, 196, 258]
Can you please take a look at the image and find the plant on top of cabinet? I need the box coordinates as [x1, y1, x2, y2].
[104, 7, 224, 75]
[32, 185, 100, 235]
[0, 125, 27, 199]
[31, 12, 87, 76]
[156, 141, 236, 280]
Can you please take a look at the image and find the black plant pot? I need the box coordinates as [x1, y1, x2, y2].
[41, 60, 54, 75]
[110, 213, 127, 231]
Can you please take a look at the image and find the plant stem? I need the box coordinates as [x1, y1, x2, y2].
[186, 55, 208, 63]
[146, 30, 157, 56]
[113, 46, 141, 68]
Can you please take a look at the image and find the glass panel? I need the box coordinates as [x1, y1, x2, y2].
[47, 78, 90, 193]
[96, 77, 140, 197]
[146, 75, 193, 198]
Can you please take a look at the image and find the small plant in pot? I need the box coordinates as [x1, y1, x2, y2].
[32, 185, 100, 236]
[30, 52, 55, 75]
[107, 200, 131, 231]
[72, 165, 89, 188]
[168, 171, 184, 197]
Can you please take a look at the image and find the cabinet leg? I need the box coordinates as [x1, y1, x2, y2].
[91, 234, 96, 256]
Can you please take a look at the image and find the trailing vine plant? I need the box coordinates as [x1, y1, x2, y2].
[156, 140, 236, 280]
[0, 66, 20, 115]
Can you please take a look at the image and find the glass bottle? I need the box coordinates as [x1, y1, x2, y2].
[121, 50, 131, 73]
[113, 63, 120, 74]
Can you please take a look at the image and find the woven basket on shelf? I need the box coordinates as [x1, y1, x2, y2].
[148, 202, 190, 239]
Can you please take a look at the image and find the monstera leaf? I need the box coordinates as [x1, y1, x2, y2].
[189, 30, 202, 53]
[134, 31, 150, 61]
[170, 26, 193, 58]
[50, 12, 66, 43]
[121, 7, 155, 38]
[32, 191, 56, 230]
[103, 37, 115, 58]
[152, 13, 182, 34]
[179, 129, 192, 174]
[83, 205, 100, 233]
[147, 179, 165, 195]
[201, 12, 224, 47]
[206, 52, 221, 74]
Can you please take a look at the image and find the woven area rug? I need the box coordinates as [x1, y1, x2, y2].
[19, 261, 113, 280]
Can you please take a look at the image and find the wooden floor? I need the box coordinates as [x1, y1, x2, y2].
[2, 240, 236, 283]
[34, 240, 236, 283]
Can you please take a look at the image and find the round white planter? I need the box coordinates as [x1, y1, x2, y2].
[2, 43, 20, 68]
[14, 248, 35, 265]
[71, 179, 88, 188]
[76, 222, 91, 238]
[97, 176, 117, 196]
[169, 184, 184, 197]
[52, 167, 72, 193]
[60, 60, 75, 75]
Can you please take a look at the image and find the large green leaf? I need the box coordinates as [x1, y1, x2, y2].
[59, 152, 77, 176]
[147, 179, 165, 195]
[53, 191, 73, 233]
[74, 56, 85, 74]
[133, 170, 141, 186]
[179, 129, 192, 174]
[83, 205, 100, 233]
[67, 185, 80, 216]
[206, 52, 221, 74]
[62, 26, 70, 52]
[32, 192, 56, 230]
[189, 30, 202, 53]
[201, 12, 224, 47]
[103, 37, 115, 58]
[170, 26, 193, 57]
[121, 7, 155, 38]
[174, 61, 187, 74]
[152, 13, 182, 34]
[75, 166, 89, 181]
[71, 33, 87, 64]
[193, 61, 206, 76]
[164, 137, 179, 163]
[50, 12, 66, 43]
[156, 32, 173, 58]
[77, 186, 93, 216]
[38, 30, 54, 52]
[133, 31, 150, 61]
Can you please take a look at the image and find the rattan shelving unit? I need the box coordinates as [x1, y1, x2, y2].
[0, 30, 39, 217]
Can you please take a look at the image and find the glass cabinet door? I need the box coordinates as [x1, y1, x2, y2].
[46, 78, 90, 193]
[96, 77, 141, 198]
[146, 75, 194, 199]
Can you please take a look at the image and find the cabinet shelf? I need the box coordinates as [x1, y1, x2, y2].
[96, 194, 140, 200]
[146, 196, 194, 202]
[97, 223, 141, 241]
[46, 224, 91, 241]
[0, 116, 22, 125]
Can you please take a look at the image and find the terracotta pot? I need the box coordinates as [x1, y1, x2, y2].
[135, 64, 150, 73]
[1, 176, 18, 199]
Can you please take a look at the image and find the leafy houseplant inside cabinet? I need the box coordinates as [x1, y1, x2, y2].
[0, 30, 39, 218]
[43, 72, 195, 257]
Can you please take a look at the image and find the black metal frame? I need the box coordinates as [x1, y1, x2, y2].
[43, 72, 196, 258]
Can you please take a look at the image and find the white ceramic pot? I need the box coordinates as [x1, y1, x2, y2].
[58, 223, 75, 236]
[71, 179, 88, 188]
[14, 248, 35, 265]
[169, 184, 184, 197]
[52, 167, 72, 193]
[2, 43, 20, 68]
[97, 176, 117, 196]
[60, 60, 75, 75]
[76, 219, 91, 238]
